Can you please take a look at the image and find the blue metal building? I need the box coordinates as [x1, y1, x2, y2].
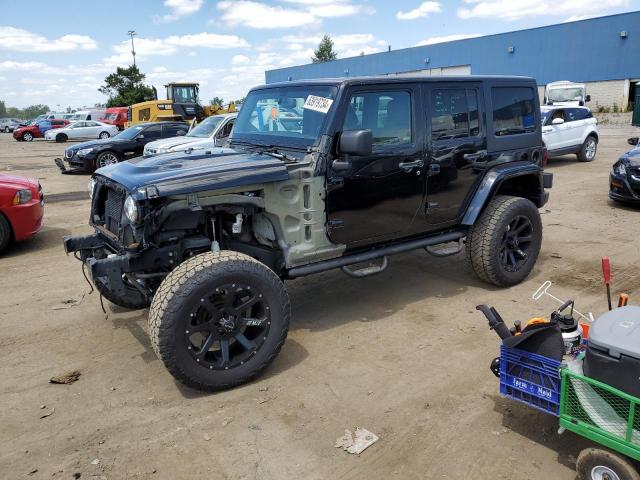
[266, 11, 640, 109]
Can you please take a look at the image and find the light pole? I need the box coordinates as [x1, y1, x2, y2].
[127, 30, 137, 67]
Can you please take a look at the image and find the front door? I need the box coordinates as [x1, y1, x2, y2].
[423, 84, 486, 226]
[326, 86, 425, 246]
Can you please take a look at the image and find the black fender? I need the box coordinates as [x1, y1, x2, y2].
[461, 161, 552, 226]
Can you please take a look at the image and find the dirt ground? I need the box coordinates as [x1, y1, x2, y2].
[1, 127, 639, 480]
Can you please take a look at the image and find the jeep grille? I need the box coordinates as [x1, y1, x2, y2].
[104, 187, 124, 235]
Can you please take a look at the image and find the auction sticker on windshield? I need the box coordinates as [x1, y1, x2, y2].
[303, 95, 333, 114]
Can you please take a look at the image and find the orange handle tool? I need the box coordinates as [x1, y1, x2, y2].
[602, 257, 612, 311]
[618, 293, 629, 308]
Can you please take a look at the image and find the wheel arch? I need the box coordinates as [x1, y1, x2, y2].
[0, 210, 15, 245]
[461, 162, 545, 226]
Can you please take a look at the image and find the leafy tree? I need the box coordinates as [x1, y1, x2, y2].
[312, 35, 338, 63]
[0, 100, 6, 117]
[23, 104, 50, 119]
[98, 65, 155, 108]
[6, 107, 21, 118]
[210, 96, 225, 106]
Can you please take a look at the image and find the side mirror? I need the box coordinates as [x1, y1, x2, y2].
[551, 118, 565, 125]
[628, 137, 639, 146]
[136, 134, 145, 141]
[339, 129, 373, 156]
[585, 95, 591, 102]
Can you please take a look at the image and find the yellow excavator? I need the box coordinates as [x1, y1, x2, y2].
[125, 82, 235, 128]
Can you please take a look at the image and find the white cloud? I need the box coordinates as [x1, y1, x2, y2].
[0, 27, 97, 52]
[106, 33, 249, 65]
[457, 0, 629, 21]
[154, 0, 204, 23]
[165, 33, 249, 48]
[415, 33, 483, 45]
[396, 2, 442, 20]
[563, 14, 598, 22]
[232, 54, 251, 65]
[217, 1, 318, 28]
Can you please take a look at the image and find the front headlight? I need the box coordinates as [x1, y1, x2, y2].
[12, 189, 32, 205]
[78, 147, 94, 156]
[88, 178, 96, 198]
[124, 195, 140, 223]
[614, 162, 627, 176]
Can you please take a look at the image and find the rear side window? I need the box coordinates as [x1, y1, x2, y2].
[143, 125, 162, 139]
[491, 87, 536, 136]
[342, 90, 412, 146]
[430, 88, 480, 140]
[163, 124, 188, 137]
[566, 108, 592, 122]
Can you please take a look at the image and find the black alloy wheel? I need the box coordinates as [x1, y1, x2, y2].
[499, 215, 533, 273]
[185, 282, 271, 370]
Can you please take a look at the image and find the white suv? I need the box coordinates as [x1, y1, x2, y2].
[541, 106, 598, 162]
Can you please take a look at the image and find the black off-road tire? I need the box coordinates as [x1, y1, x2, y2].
[94, 276, 151, 310]
[148, 251, 290, 392]
[0, 213, 13, 254]
[576, 448, 640, 480]
[466, 195, 542, 287]
[578, 135, 598, 162]
[55, 133, 68, 143]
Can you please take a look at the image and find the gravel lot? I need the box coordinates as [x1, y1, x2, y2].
[1, 127, 639, 480]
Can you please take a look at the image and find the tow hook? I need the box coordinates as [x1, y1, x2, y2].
[231, 214, 244, 234]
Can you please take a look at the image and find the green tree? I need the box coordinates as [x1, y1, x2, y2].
[6, 107, 21, 118]
[312, 35, 338, 63]
[210, 96, 225, 106]
[23, 104, 50, 119]
[0, 100, 6, 117]
[98, 65, 155, 108]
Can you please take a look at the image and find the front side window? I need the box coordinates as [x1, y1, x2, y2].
[115, 125, 144, 140]
[492, 87, 536, 136]
[163, 124, 188, 137]
[218, 119, 234, 138]
[233, 85, 338, 148]
[343, 90, 412, 146]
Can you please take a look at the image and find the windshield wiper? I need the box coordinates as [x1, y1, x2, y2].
[258, 148, 297, 163]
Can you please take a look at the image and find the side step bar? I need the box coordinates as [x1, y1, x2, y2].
[287, 230, 465, 278]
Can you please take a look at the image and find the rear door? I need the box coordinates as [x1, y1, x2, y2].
[563, 108, 585, 147]
[326, 84, 425, 246]
[422, 83, 486, 226]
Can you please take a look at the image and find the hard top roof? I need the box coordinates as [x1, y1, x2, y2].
[258, 75, 535, 90]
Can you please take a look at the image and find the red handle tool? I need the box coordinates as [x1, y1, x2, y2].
[602, 257, 612, 311]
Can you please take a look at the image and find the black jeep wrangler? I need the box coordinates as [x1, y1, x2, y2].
[64, 76, 552, 391]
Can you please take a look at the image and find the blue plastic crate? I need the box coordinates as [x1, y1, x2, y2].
[499, 345, 562, 416]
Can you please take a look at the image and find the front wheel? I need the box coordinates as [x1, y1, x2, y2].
[98, 131, 111, 139]
[149, 251, 290, 391]
[94, 151, 119, 170]
[3, 127, 9, 133]
[466, 195, 542, 287]
[578, 135, 598, 162]
[22, 132, 33, 142]
[577, 448, 640, 480]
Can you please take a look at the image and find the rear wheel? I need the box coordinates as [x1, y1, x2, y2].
[149, 251, 290, 391]
[22, 132, 33, 142]
[94, 151, 119, 170]
[98, 131, 111, 139]
[578, 135, 598, 162]
[577, 448, 640, 480]
[55, 133, 67, 143]
[466, 195, 542, 286]
[3, 127, 9, 133]
[0, 214, 12, 254]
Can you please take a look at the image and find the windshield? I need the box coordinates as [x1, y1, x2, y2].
[103, 113, 118, 121]
[114, 125, 144, 140]
[69, 113, 86, 120]
[188, 116, 223, 138]
[548, 88, 584, 102]
[232, 85, 338, 148]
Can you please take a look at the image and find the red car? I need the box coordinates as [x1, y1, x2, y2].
[13, 119, 70, 142]
[0, 174, 44, 253]
[100, 107, 128, 130]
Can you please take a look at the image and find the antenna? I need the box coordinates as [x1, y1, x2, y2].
[127, 30, 137, 67]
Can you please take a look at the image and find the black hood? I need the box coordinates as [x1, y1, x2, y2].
[96, 146, 290, 197]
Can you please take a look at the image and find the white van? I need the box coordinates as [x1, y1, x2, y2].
[67, 109, 106, 122]
[544, 81, 590, 107]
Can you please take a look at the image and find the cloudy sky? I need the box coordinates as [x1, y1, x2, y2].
[0, 0, 637, 109]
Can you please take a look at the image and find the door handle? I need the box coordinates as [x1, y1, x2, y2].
[463, 150, 487, 162]
[398, 160, 424, 172]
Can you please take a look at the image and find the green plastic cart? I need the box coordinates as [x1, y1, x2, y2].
[560, 368, 640, 480]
